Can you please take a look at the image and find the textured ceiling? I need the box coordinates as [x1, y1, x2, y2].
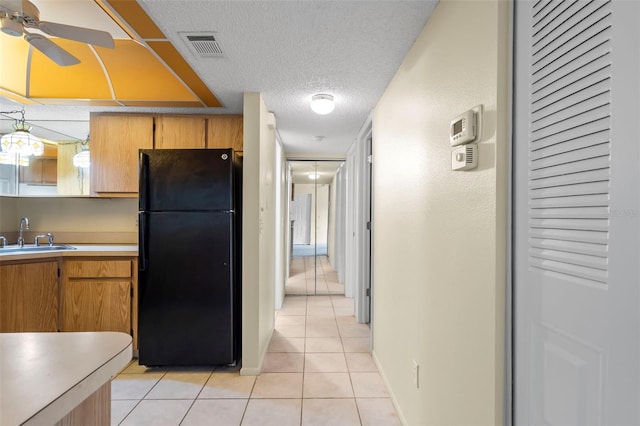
[0, 0, 437, 156]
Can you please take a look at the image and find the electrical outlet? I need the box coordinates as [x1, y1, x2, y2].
[412, 360, 419, 389]
[135, 217, 138, 228]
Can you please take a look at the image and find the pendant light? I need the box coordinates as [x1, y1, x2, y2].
[73, 135, 91, 168]
[0, 109, 43, 157]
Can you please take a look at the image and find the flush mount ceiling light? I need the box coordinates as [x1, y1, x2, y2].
[308, 173, 319, 180]
[310, 94, 335, 115]
[0, 109, 43, 157]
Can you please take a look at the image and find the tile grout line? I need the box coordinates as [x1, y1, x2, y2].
[176, 369, 215, 425]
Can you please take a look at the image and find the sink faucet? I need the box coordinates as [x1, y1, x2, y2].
[17, 217, 29, 247]
[34, 233, 54, 247]
[0, 236, 6, 248]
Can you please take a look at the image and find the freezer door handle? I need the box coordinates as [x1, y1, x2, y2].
[139, 212, 148, 271]
[139, 152, 150, 211]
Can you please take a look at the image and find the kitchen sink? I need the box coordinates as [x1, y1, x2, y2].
[0, 244, 77, 254]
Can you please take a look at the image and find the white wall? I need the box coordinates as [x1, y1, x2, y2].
[0, 196, 137, 243]
[241, 92, 277, 375]
[371, 0, 510, 424]
[0, 196, 18, 234]
[274, 139, 287, 310]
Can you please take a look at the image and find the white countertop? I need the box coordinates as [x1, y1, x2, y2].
[0, 332, 132, 426]
[0, 244, 138, 261]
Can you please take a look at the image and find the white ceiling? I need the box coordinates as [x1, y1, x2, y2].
[0, 0, 437, 156]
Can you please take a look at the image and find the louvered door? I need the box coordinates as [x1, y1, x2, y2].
[514, 0, 640, 424]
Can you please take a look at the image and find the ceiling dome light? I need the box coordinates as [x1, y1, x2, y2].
[310, 94, 335, 115]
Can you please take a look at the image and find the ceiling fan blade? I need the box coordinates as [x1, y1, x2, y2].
[25, 33, 80, 66]
[37, 21, 114, 49]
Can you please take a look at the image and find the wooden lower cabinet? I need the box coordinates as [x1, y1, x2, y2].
[61, 280, 131, 334]
[61, 258, 138, 350]
[0, 260, 59, 332]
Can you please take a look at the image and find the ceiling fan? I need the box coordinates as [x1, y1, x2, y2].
[0, 0, 114, 66]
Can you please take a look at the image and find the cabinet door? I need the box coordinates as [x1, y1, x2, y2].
[155, 116, 206, 149]
[90, 114, 154, 195]
[0, 261, 59, 332]
[19, 158, 57, 184]
[62, 280, 131, 334]
[207, 116, 243, 151]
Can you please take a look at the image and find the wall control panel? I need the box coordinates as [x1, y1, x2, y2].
[451, 143, 478, 171]
[450, 109, 477, 146]
[450, 105, 482, 171]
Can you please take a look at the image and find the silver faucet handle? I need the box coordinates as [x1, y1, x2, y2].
[0, 236, 6, 247]
[34, 233, 54, 247]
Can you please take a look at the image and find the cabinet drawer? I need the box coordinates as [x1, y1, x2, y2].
[65, 260, 132, 278]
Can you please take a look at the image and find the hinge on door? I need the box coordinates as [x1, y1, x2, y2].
[367, 154, 372, 164]
[366, 221, 372, 230]
[366, 288, 371, 297]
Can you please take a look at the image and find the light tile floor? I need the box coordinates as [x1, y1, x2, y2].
[286, 255, 345, 295]
[111, 295, 401, 425]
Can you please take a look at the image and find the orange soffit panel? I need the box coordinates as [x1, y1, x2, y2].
[28, 40, 113, 100]
[95, 40, 199, 102]
[120, 100, 205, 108]
[0, 89, 38, 105]
[36, 99, 121, 106]
[0, 34, 30, 96]
[102, 0, 165, 39]
[148, 41, 222, 108]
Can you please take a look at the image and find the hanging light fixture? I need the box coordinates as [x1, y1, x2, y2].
[0, 109, 44, 156]
[73, 135, 91, 168]
[310, 94, 335, 115]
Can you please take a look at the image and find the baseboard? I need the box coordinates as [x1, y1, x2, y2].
[240, 327, 273, 376]
[372, 349, 409, 426]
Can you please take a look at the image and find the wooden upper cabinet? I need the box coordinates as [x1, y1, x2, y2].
[19, 157, 57, 185]
[90, 113, 154, 196]
[207, 115, 243, 151]
[155, 116, 206, 149]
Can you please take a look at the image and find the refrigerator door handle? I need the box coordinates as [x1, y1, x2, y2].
[139, 152, 150, 211]
[139, 212, 148, 271]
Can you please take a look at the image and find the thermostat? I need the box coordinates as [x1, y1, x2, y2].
[450, 109, 477, 146]
[452, 143, 478, 171]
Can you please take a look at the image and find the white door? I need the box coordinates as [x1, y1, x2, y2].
[514, 0, 640, 424]
[291, 193, 311, 245]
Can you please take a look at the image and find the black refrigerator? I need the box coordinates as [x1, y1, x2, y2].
[138, 148, 241, 366]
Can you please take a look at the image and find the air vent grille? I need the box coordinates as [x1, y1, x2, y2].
[179, 32, 224, 58]
[527, 0, 612, 286]
[466, 146, 474, 163]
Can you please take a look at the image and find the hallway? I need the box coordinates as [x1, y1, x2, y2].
[286, 255, 345, 295]
[110, 295, 399, 425]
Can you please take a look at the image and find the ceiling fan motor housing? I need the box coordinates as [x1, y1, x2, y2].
[0, 16, 22, 36]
